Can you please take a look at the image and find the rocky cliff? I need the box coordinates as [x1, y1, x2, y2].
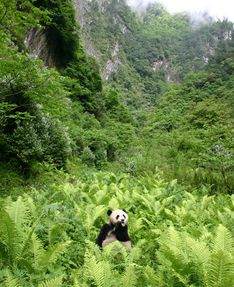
[24, 27, 54, 67]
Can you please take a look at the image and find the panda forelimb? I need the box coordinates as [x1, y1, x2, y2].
[95, 223, 113, 248]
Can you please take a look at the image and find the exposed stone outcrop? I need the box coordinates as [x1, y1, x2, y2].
[24, 27, 54, 67]
[73, 0, 122, 80]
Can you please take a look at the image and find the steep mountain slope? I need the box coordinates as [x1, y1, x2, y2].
[74, 0, 233, 107]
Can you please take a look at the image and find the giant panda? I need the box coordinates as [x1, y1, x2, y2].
[96, 209, 131, 250]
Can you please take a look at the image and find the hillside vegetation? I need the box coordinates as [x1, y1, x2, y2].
[1, 165, 234, 286]
[0, 0, 234, 286]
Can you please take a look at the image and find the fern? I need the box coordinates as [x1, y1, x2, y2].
[207, 250, 234, 287]
[3, 269, 20, 287]
[108, 197, 120, 210]
[73, 277, 90, 287]
[172, 269, 191, 287]
[187, 237, 210, 264]
[74, 203, 106, 230]
[85, 205, 107, 228]
[5, 196, 29, 229]
[119, 265, 137, 287]
[213, 224, 234, 253]
[37, 241, 71, 269]
[19, 213, 44, 259]
[205, 225, 234, 287]
[85, 240, 105, 262]
[0, 210, 21, 264]
[143, 266, 164, 287]
[30, 233, 44, 266]
[84, 251, 112, 287]
[127, 244, 142, 264]
[38, 275, 63, 287]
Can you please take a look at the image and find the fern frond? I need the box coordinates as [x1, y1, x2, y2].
[129, 217, 144, 234]
[120, 265, 137, 287]
[207, 250, 234, 287]
[132, 191, 160, 213]
[84, 252, 110, 287]
[85, 205, 106, 229]
[5, 196, 29, 228]
[159, 196, 175, 214]
[37, 241, 71, 269]
[172, 269, 191, 287]
[23, 193, 37, 217]
[80, 192, 97, 205]
[143, 265, 164, 287]
[4, 269, 20, 287]
[95, 189, 111, 205]
[19, 212, 44, 258]
[107, 198, 119, 210]
[127, 245, 141, 264]
[143, 266, 157, 285]
[73, 277, 89, 287]
[30, 233, 44, 266]
[38, 275, 63, 287]
[187, 237, 210, 264]
[102, 262, 112, 287]
[0, 210, 21, 262]
[201, 195, 215, 210]
[85, 239, 104, 262]
[102, 241, 119, 258]
[112, 184, 124, 203]
[213, 224, 234, 253]
[164, 226, 183, 254]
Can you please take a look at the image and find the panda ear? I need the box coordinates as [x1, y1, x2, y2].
[123, 209, 127, 213]
[107, 210, 112, 216]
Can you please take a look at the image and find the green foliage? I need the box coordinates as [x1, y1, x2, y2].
[1, 166, 234, 286]
[155, 224, 234, 286]
[85, 0, 233, 107]
[34, 0, 80, 67]
[0, 29, 72, 168]
[0, 0, 48, 39]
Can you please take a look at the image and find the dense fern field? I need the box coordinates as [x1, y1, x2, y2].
[0, 164, 233, 286]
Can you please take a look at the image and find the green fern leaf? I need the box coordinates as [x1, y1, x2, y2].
[207, 250, 234, 287]
[213, 224, 234, 253]
[143, 265, 164, 287]
[165, 226, 183, 254]
[19, 213, 44, 258]
[73, 277, 90, 287]
[0, 210, 21, 263]
[172, 269, 191, 287]
[30, 233, 44, 266]
[38, 275, 63, 287]
[127, 245, 141, 264]
[4, 269, 20, 287]
[200, 194, 215, 210]
[187, 237, 210, 264]
[5, 196, 29, 228]
[85, 239, 104, 262]
[84, 253, 105, 287]
[85, 205, 107, 228]
[120, 265, 137, 287]
[37, 241, 71, 269]
[102, 262, 112, 287]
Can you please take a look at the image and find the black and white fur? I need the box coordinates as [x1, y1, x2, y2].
[96, 209, 131, 250]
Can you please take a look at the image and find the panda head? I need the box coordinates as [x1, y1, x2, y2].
[107, 209, 128, 227]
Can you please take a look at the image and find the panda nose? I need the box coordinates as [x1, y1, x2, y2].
[121, 219, 125, 222]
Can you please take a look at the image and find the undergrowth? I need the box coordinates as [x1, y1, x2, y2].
[0, 162, 233, 286]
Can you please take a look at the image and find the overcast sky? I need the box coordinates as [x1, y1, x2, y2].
[127, 0, 234, 23]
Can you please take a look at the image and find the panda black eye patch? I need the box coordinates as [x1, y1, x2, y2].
[123, 214, 126, 218]
[116, 215, 119, 219]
